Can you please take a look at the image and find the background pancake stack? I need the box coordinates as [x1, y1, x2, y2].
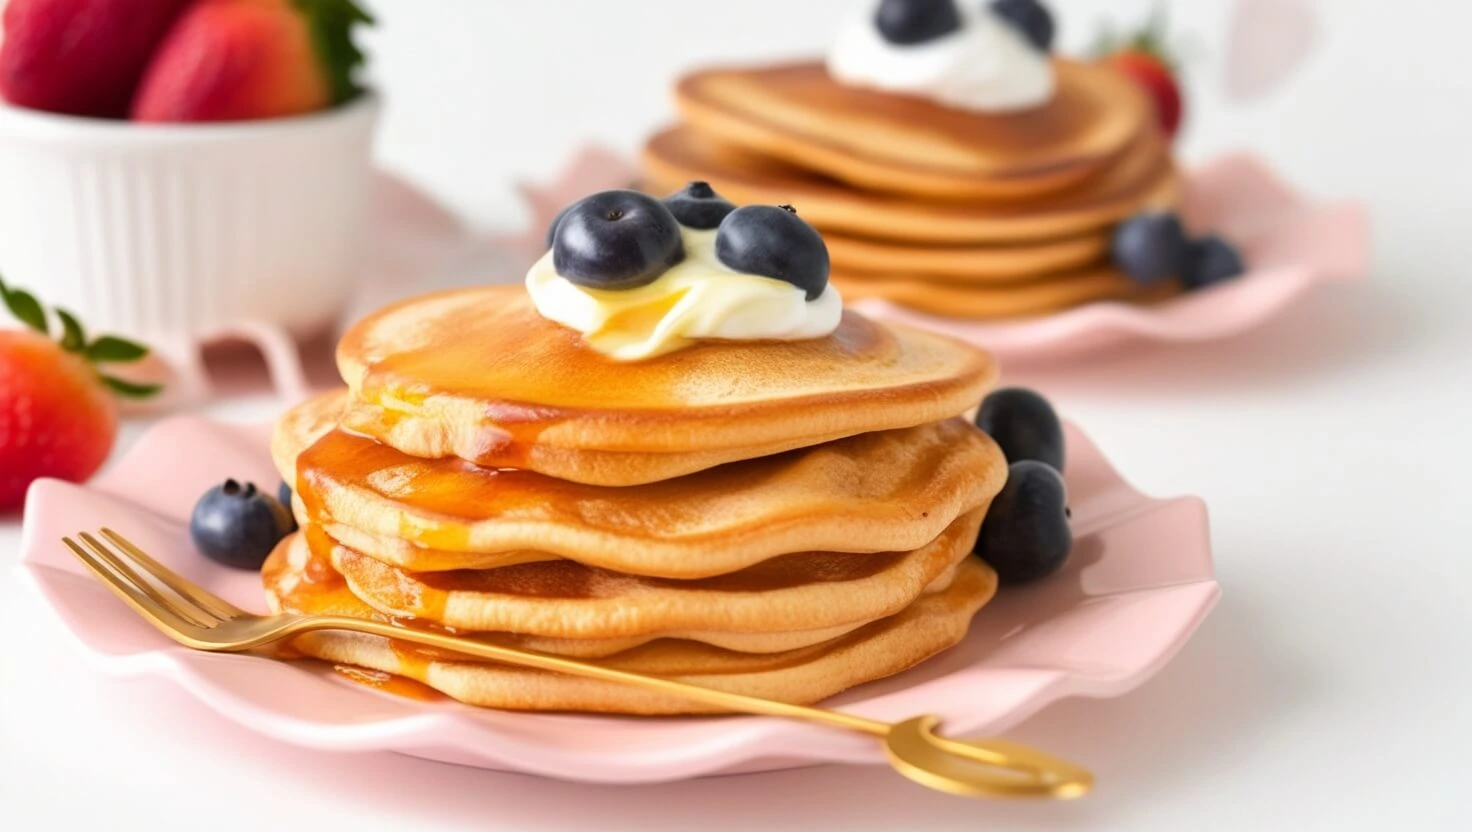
[263, 285, 1009, 714]
[641, 60, 1184, 319]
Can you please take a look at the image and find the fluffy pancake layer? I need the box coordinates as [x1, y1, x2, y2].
[323, 508, 982, 636]
[335, 286, 997, 484]
[266, 532, 997, 714]
[824, 230, 1110, 283]
[832, 265, 1182, 319]
[674, 61, 1150, 200]
[275, 390, 1008, 579]
[643, 122, 1179, 245]
[267, 532, 923, 658]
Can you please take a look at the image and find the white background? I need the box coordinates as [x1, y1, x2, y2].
[4, 0, 1472, 829]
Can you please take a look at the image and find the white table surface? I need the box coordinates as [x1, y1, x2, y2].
[4, 0, 1471, 829]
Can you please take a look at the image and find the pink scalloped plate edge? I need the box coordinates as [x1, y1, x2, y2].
[848, 154, 1371, 363]
[17, 415, 1219, 784]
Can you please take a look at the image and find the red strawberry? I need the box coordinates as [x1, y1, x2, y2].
[0, 276, 160, 510]
[131, 0, 373, 123]
[0, 0, 195, 119]
[1093, 9, 1185, 140]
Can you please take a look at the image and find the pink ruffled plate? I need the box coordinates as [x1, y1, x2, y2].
[848, 154, 1370, 363]
[17, 415, 1218, 784]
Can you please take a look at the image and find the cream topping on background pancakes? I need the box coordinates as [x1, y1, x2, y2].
[827, 0, 1055, 113]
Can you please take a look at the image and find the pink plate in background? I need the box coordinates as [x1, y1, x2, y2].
[843, 155, 1370, 363]
[17, 415, 1218, 784]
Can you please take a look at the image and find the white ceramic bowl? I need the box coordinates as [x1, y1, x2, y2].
[0, 94, 380, 345]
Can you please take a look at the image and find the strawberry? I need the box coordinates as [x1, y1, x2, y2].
[131, 0, 373, 123]
[1092, 8, 1185, 140]
[0, 276, 160, 510]
[0, 0, 195, 119]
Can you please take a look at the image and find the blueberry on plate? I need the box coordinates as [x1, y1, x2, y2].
[1111, 211, 1188, 285]
[990, 0, 1056, 52]
[1182, 234, 1246, 290]
[553, 190, 685, 290]
[875, 0, 961, 45]
[190, 479, 295, 570]
[974, 387, 1065, 472]
[973, 461, 1073, 584]
[715, 204, 830, 300]
[664, 181, 736, 230]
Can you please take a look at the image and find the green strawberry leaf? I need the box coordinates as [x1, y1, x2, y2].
[0, 275, 49, 335]
[100, 375, 164, 400]
[56, 308, 87, 352]
[2, 274, 166, 399]
[295, 0, 376, 105]
[1089, 3, 1181, 70]
[86, 335, 150, 364]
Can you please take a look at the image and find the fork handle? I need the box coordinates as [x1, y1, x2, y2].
[300, 615, 1092, 800]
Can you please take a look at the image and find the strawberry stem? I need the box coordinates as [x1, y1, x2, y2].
[293, 0, 376, 106]
[0, 273, 162, 400]
[0, 274, 49, 335]
[86, 336, 149, 363]
[101, 376, 163, 400]
[56, 309, 87, 352]
[1090, 2, 1180, 70]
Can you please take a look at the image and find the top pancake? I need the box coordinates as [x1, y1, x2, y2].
[674, 60, 1151, 200]
[337, 285, 997, 485]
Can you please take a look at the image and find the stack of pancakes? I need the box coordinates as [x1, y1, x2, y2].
[641, 61, 1183, 319]
[264, 285, 1010, 714]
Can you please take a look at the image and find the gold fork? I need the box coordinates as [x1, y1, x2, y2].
[63, 527, 1093, 800]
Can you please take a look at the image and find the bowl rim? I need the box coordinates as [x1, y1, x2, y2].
[0, 89, 381, 144]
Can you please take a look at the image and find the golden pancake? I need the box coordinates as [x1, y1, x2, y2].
[335, 285, 997, 485]
[641, 122, 1180, 245]
[303, 510, 561, 572]
[265, 533, 997, 714]
[823, 230, 1109, 283]
[672, 60, 1150, 200]
[323, 507, 982, 636]
[275, 391, 1008, 579]
[832, 266, 1182, 319]
[266, 532, 950, 658]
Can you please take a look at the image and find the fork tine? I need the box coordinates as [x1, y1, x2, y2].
[99, 528, 247, 620]
[63, 537, 209, 643]
[77, 533, 219, 630]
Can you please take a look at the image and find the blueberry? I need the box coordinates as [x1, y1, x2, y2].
[277, 480, 299, 532]
[974, 461, 1072, 584]
[714, 204, 830, 300]
[875, 0, 961, 45]
[990, 0, 1056, 52]
[544, 204, 572, 249]
[664, 181, 737, 230]
[1111, 211, 1188, 285]
[190, 479, 294, 570]
[552, 190, 685, 290]
[1182, 235, 1246, 290]
[974, 387, 1065, 472]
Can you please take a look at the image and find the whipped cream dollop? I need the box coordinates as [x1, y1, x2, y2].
[826, 2, 1055, 113]
[527, 228, 842, 361]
